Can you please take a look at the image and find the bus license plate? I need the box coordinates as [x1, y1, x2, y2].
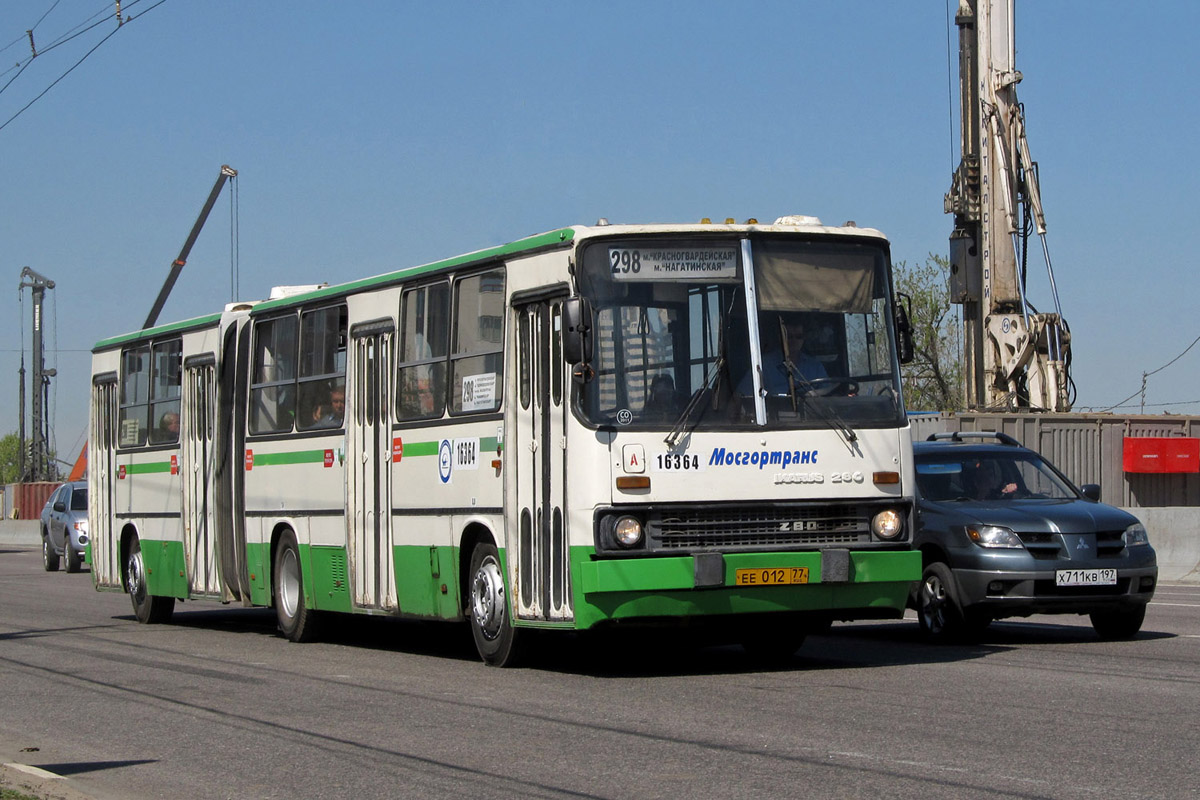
[734, 567, 810, 586]
[1055, 568, 1117, 587]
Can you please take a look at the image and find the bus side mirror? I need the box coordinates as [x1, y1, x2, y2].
[894, 292, 914, 364]
[563, 297, 594, 381]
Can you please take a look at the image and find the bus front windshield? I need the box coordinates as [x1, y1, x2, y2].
[575, 235, 905, 431]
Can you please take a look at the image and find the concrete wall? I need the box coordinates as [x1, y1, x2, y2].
[1133, 507, 1200, 582]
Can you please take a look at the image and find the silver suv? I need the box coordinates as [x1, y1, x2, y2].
[912, 433, 1157, 640]
[40, 481, 88, 573]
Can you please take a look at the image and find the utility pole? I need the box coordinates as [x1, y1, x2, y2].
[19, 266, 55, 482]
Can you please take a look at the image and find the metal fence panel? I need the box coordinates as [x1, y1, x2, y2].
[909, 413, 1200, 508]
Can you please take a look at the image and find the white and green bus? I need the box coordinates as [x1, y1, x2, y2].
[89, 215, 921, 665]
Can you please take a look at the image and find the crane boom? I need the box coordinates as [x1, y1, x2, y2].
[945, 0, 1072, 411]
[143, 165, 238, 329]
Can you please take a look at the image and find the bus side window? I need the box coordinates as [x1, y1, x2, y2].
[450, 269, 505, 415]
[148, 338, 182, 445]
[249, 315, 299, 434]
[296, 306, 347, 430]
[119, 346, 150, 447]
[397, 282, 450, 420]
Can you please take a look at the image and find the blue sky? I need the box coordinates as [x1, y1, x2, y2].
[2, 1, 1197, 462]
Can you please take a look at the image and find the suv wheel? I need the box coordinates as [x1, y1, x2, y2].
[918, 562, 969, 640]
[1090, 606, 1146, 640]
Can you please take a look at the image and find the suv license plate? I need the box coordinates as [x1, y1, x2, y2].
[734, 567, 810, 586]
[1055, 568, 1117, 587]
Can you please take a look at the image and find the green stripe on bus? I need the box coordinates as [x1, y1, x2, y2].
[251, 228, 577, 313]
[123, 462, 173, 475]
[401, 437, 501, 458]
[253, 450, 329, 466]
[402, 441, 440, 457]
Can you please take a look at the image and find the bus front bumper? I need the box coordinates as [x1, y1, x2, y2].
[572, 548, 920, 630]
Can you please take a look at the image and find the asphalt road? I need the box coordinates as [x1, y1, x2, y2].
[2, 543, 1198, 800]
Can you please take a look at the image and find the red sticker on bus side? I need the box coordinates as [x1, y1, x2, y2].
[245, 449, 253, 471]
[393, 438, 403, 462]
[324, 449, 334, 468]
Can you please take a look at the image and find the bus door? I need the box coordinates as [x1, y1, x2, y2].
[512, 298, 572, 622]
[181, 356, 221, 596]
[90, 374, 120, 589]
[346, 321, 396, 611]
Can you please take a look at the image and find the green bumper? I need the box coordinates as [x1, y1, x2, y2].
[571, 547, 921, 630]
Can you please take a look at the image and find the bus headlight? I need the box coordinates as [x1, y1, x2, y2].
[871, 509, 903, 540]
[613, 516, 644, 548]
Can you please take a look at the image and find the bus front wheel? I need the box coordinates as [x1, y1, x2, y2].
[274, 531, 319, 643]
[126, 537, 174, 624]
[468, 543, 521, 667]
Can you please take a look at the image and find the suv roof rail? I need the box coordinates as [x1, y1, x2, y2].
[925, 431, 1023, 447]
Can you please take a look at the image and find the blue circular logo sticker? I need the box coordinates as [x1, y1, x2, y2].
[438, 439, 453, 483]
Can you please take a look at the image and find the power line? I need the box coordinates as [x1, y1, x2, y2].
[0, 0, 168, 134]
[1095, 331, 1200, 413]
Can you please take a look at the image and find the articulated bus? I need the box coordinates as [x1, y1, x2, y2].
[89, 215, 921, 665]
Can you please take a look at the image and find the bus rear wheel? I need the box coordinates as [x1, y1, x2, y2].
[274, 531, 319, 643]
[468, 543, 522, 667]
[126, 537, 174, 624]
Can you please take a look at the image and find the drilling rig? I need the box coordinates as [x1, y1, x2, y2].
[945, 0, 1073, 411]
[18, 266, 56, 482]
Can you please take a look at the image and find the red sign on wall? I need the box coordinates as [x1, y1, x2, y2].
[1122, 437, 1200, 474]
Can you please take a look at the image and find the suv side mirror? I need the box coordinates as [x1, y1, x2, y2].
[53, 501, 66, 513]
[1080, 483, 1101, 502]
[894, 292, 914, 364]
[563, 296, 595, 380]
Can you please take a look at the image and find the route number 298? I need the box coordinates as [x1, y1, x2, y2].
[610, 249, 642, 275]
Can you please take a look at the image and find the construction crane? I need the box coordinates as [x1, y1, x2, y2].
[143, 165, 238, 329]
[945, 0, 1073, 411]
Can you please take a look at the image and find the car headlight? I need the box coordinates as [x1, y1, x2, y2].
[613, 516, 643, 548]
[871, 509, 904, 540]
[1123, 522, 1149, 547]
[966, 525, 1024, 549]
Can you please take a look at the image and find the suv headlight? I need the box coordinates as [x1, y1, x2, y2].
[966, 525, 1024, 549]
[1123, 522, 1149, 547]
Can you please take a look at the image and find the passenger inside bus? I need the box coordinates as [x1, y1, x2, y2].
[300, 383, 345, 430]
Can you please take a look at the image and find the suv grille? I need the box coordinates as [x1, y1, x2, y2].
[1017, 531, 1128, 560]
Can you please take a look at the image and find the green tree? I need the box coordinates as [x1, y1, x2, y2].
[895, 254, 964, 412]
[0, 432, 20, 484]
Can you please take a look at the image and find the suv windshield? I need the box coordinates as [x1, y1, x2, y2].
[574, 234, 904, 431]
[915, 451, 1078, 501]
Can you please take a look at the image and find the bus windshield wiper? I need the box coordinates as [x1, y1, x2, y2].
[665, 353, 723, 448]
[783, 360, 857, 444]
